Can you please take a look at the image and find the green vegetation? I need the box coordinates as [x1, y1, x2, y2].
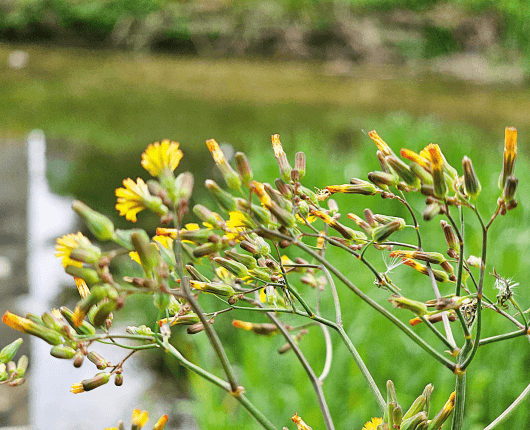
[1, 0, 530, 72]
[1, 42, 530, 428]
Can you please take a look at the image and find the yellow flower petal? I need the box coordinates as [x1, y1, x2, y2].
[115, 178, 151, 222]
[131, 408, 149, 428]
[362, 417, 383, 430]
[141, 140, 183, 177]
[55, 232, 91, 268]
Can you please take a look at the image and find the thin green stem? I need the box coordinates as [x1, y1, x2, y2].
[261, 227, 456, 371]
[265, 311, 335, 430]
[161, 340, 277, 430]
[181, 276, 240, 392]
[479, 328, 528, 346]
[483, 380, 530, 430]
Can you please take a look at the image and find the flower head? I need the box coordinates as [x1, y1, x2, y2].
[75, 277, 90, 298]
[362, 417, 383, 430]
[291, 413, 313, 430]
[55, 232, 92, 268]
[141, 140, 183, 177]
[116, 178, 168, 222]
[132, 409, 149, 429]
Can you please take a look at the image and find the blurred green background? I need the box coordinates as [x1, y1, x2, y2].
[1, 0, 530, 429]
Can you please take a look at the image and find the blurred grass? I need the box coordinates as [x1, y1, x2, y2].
[1, 42, 530, 428]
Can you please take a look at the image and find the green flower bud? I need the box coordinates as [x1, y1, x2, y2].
[65, 265, 100, 286]
[175, 171, 194, 203]
[114, 373, 124, 386]
[72, 200, 115, 241]
[368, 171, 399, 189]
[295, 152, 306, 179]
[224, 250, 257, 269]
[502, 175, 518, 202]
[131, 231, 159, 276]
[60, 306, 96, 336]
[275, 178, 293, 199]
[235, 152, 253, 185]
[87, 351, 108, 370]
[385, 156, 421, 188]
[189, 280, 235, 297]
[186, 322, 205, 335]
[401, 412, 427, 430]
[249, 268, 272, 282]
[403, 395, 427, 420]
[193, 204, 225, 228]
[50, 345, 76, 359]
[73, 349, 84, 368]
[112, 228, 145, 251]
[462, 156, 481, 199]
[422, 203, 441, 221]
[0, 363, 8, 382]
[93, 301, 117, 327]
[0, 338, 23, 364]
[2, 312, 63, 345]
[392, 405, 403, 428]
[268, 202, 296, 228]
[389, 295, 428, 316]
[410, 162, 433, 185]
[205, 180, 237, 212]
[426, 392, 455, 430]
[372, 220, 404, 243]
[185, 265, 211, 282]
[15, 355, 28, 378]
[298, 185, 318, 205]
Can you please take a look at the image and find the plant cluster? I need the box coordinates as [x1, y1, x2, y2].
[1, 127, 525, 429]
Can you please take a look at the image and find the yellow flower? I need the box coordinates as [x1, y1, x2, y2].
[70, 382, 84, 394]
[55, 232, 92, 268]
[141, 140, 183, 177]
[362, 417, 383, 430]
[368, 130, 394, 157]
[115, 177, 152, 222]
[131, 408, 149, 429]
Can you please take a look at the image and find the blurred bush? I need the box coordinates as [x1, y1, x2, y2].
[0, 0, 528, 71]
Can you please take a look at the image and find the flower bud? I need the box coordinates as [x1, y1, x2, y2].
[153, 415, 169, 430]
[50, 345, 76, 359]
[205, 179, 237, 211]
[389, 250, 445, 264]
[502, 175, 518, 202]
[232, 320, 278, 335]
[426, 144, 447, 199]
[65, 265, 101, 286]
[295, 152, 306, 179]
[131, 231, 159, 275]
[372, 220, 404, 243]
[426, 392, 455, 430]
[73, 349, 84, 368]
[72, 200, 115, 241]
[71, 372, 111, 393]
[385, 156, 421, 188]
[389, 295, 428, 316]
[192, 242, 221, 258]
[2, 311, 63, 345]
[234, 152, 253, 185]
[440, 220, 459, 256]
[239, 240, 259, 256]
[264, 183, 292, 210]
[224, 250, 257, 269]
[15, 355, 28, 378]
[422, 203, 441, 221]
[400, 412, 427, 430]
[461, 156, 481, 199]
[114, 373, 124, 386]
[402, 259, 449, 282]
[499, 127, 517, 190]
[269, 202, 297, 228]
[60, 306, 96, 335]
[347, 213, 372, 235]
[368, 130, 395, 157]
[193, 204, 225, 228]
[271, 134, 292, 182]
[206, 139, 242, 190]
[410, 161, 433, 185]
[189, 280, 235, 297]
[275, 178, 293, 199]
[368, 171, 399, 189]
[93, 301, 117, 328]
[392, 405, 403, 428]
[214, 257, 250, 278]
[326, 182, 379, 196]
[403, 394, 427, 421]
[0, 338, 23, 364]
[87, 351, 108, 370]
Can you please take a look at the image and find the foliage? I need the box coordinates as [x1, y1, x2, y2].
[1, 122, 528, 430]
